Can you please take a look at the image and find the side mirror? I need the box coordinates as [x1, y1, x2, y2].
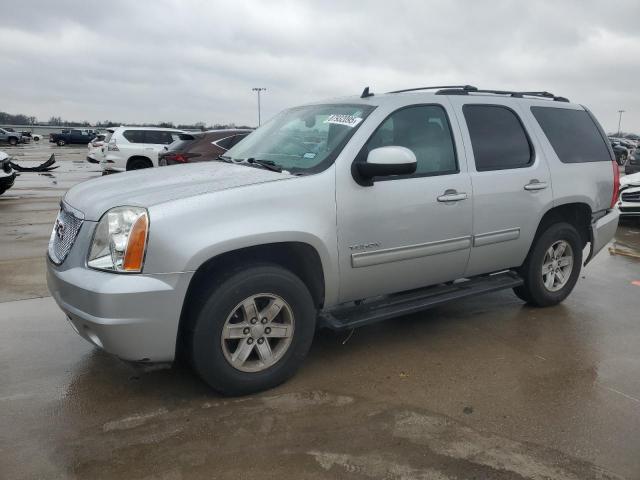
[355, 146, 417, 185]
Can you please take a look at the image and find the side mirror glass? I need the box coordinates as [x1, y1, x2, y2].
[355, 146, 417, 186]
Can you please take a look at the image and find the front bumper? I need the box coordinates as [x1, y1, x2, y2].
[0, 172, 16, 191]
[47, 252, 193, 362]
[586, 208, 619, 264]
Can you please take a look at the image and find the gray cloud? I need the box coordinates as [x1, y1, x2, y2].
[1, 0, 639, 132]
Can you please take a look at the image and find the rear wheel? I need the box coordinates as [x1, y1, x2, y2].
[189, 264, 316, 395]
[127, 157, 153, 170]
[514, 222, 582, 307]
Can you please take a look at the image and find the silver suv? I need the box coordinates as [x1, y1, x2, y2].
[47, 85, 620, 395]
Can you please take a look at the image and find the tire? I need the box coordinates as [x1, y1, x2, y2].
[514, 222, 582, 307]
[127, 157, 152, 170]
[57, 139, 66, 146]
[9, 137, 18, 146]
[189, 264, 316, 395]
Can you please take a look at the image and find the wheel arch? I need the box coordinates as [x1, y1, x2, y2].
[127, 155, 153, 170]
[175, 241, 326, 359]
[523, 201, 592, 266]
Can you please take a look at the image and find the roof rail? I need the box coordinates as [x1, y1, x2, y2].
[388, 85, 478, 94]
[434, 87, 569, 102]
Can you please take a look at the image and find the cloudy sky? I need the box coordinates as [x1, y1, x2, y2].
[1, 0, 639, 132]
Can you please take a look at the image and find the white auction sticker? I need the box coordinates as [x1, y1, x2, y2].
[324, 114, 363, 127]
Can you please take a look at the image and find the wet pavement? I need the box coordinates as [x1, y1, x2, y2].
[1, 142, 640, 479]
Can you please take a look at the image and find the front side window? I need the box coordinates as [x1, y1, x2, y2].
[531, 107, 611, 163]
[225, 104, 375, 174]
[463, 105, 533, 171]
[364, 105, 458, 177]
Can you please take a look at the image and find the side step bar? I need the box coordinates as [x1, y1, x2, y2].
[319, 271, 523, 331]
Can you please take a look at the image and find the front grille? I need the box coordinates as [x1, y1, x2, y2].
[48, 203, 84, 265]
[621, 191, 640, 203]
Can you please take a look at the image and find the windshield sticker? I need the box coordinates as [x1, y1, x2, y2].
[324, 114, 363, 128]
[303, 152, 317, 159]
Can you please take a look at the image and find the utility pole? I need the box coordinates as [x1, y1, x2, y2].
[252, 87, 267, 126]
[617, 110, 625, 136]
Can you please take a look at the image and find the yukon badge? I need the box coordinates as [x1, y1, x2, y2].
[348, 242, 381, 251]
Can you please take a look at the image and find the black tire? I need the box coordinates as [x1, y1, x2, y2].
[56, 139, 66, 146]
[9, 137, 18, 146]
[514, 222, 582, 307]
[127, 157, 152, 170]
[0, 187, 6, 196]
[189, 264, 316, 395]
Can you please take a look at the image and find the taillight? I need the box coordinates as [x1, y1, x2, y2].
[611, 159, 620, 208]
[165, 152, 200, 163]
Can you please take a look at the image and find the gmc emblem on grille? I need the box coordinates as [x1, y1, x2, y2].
[54, 219, 65, 240]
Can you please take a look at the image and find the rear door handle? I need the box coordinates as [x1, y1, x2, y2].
[524, 180, 548, 191]
[437, 189, 468, 202]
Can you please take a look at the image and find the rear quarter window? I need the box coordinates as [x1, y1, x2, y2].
[530, 107, 612, 163]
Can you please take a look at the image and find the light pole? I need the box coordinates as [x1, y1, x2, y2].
[252, 87, 266, 126]
[617, 110, 625, 136]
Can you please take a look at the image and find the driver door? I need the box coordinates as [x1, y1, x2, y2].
[336, 103, 473, 302]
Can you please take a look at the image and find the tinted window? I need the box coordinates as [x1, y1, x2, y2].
[463, 105, 532, 171]
[365, 105, 457, 176]
[215, 135, 236, 149]
[71, 129, 82, 135]
[122, 130, 146, 143]
[531, 107, 611, 163]
[145, 130, 174, 144]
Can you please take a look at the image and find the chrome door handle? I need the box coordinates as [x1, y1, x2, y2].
[437, 190, 468, 202]
[524, 180, 548, 191]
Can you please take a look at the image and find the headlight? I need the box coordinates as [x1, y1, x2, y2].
[87, 206, 149, 273]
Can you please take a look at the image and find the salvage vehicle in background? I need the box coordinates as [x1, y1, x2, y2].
[47, 85, 619, 395]
[625, 148, 640, 175]
[158, 129, 252, 166]
[0, 151, 16, 195]
[86, 133, 107, 163]
[100, 126, 185, 172]
[618, 172, 640, 218]
[50, 129, 97, 146]
[611, 141, 629, 165]
[0, 127, 23, 146]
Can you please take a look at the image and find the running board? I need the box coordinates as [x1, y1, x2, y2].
[319, 271, 523, 331]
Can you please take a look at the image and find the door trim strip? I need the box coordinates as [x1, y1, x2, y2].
[473, 227, 520, 247]
[351, 236, 472, 268]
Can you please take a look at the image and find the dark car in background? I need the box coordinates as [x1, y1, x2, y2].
[158, 129, 252, 166]
[626, 148, 640, 175]
[49, 129, 97, 146]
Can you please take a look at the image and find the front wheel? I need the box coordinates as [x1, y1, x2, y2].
[189, 264, 316, 395]
[56, 139, 66, 146]
[514, 222, 582, 307]
[9, 137, 18, 146]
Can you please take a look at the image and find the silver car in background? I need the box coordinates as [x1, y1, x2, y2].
[47, 85, 619, 395]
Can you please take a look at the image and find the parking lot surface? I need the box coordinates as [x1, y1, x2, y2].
[1, 142, 640, 479]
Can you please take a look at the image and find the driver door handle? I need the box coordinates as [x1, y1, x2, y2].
[437, 189, 468, 202]
[524, 180, 548, 191]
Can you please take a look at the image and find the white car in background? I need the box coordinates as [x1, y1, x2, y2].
[86, 132, 108, 163]
[100, 127, 185, 172]
[618, 172, 640, 218]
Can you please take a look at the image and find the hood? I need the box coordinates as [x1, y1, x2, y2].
[64, 162, 293, 220]
[621, 172, 640, 189]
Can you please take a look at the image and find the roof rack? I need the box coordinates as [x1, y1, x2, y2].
[434, 87, 569, 102]
[388, 85, 478, 94]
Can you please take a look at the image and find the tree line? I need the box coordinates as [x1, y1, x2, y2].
[0, 111, 252, 131]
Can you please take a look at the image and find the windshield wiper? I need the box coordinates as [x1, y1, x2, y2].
[245, 158, 283, 173]
[216, 154, 233, 163]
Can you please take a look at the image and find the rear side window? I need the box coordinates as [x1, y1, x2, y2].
[215, 135, 236, 149]
[463, 105, 533, 171]
[531, 107, 611, 163]
[122, 130, 146, 143]
[145, 130, 174, 144]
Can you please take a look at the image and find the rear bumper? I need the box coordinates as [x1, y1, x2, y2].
[586, 209, 619, 264]
[47, 261, 193, 362]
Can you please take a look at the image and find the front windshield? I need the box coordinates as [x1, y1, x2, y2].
[225, 103, 375, 173]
